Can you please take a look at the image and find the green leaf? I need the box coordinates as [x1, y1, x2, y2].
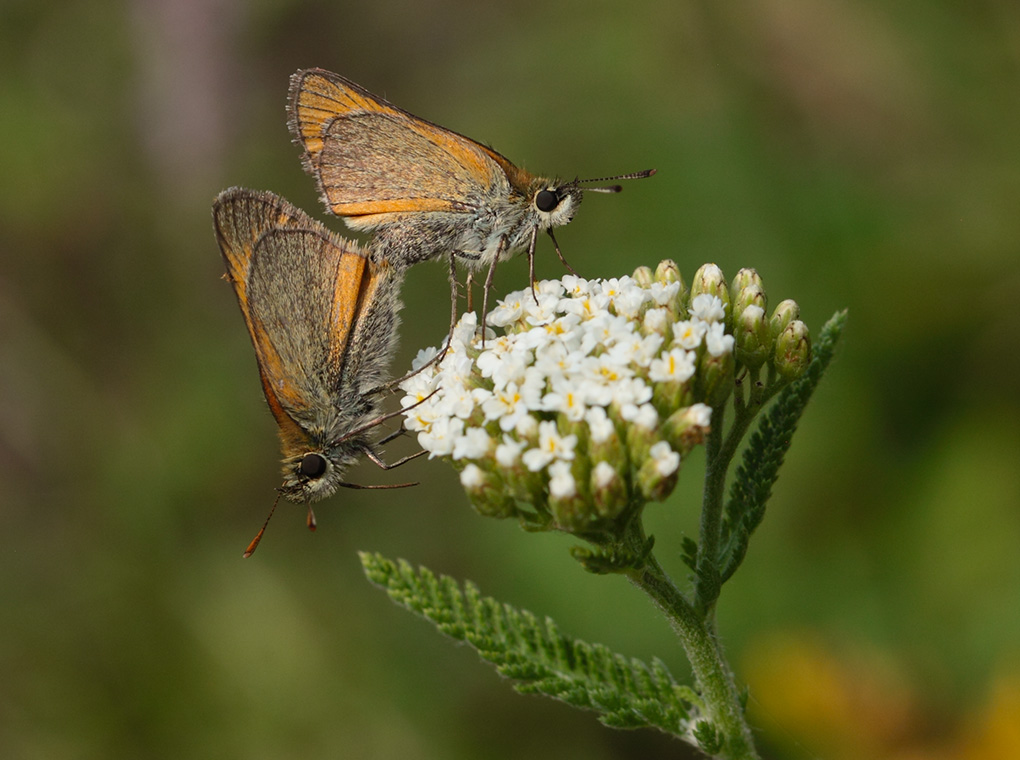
[360, 552, 695, 738]
[720, 310, 848, 582]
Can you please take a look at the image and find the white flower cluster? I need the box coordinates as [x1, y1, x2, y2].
[399, 271, 726, 528]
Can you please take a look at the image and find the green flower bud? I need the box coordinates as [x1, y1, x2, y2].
[731, 267, 763, 296]
[459, 464, 517, 519]
[769, 299, 800, 343]
[661, 403, 713, 454]
[589, 459, 628, 519]
[547, 459, 591, 532]
[655, 259, 687, 321]
[699, 346, 735, 407]
[732, 283, 767, 321]
[655, 259, 685, 289]
[734, 304, 770, 370]
[774, 319, 811, 379]
[690, 263, 730, 324]
[632, 265, 655, 288]
[637, 440, 681, 502]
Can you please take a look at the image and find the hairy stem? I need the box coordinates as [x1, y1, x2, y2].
[627, 542, 759, 760]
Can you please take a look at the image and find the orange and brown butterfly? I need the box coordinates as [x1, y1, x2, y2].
[287, 68, 655, 295]
[212, 188, 418, 555]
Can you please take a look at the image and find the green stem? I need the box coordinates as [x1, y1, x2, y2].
[627, 543, 759, 759]
[695, 403, 727, 612]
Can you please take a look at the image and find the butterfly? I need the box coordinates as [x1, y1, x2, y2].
[213, 188, 420, 555]
[287, 68, 654, 324]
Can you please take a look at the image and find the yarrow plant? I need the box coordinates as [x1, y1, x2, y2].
[361, 260, 845, 759]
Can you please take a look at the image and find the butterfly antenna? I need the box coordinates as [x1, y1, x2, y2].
[243, 491, 283, 558]
[565, 168, 657, 193]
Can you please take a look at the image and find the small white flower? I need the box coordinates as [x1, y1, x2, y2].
[521, 420, 577, 471]
[647, 280, 681, 306]
[649, 441, 680, 477]
[547, 460, 577, 499]
[399, 369, 438, 401]
[684, 403, 713, 428]
[402, 398, 439, 433]
[410, 346, 440, 372]
[560, 292, 611, 321]
[514, 414, 539, 439]
[481, 382, 536, 432]
[592, 460, 616, 489]
[585, 406, 617, 444]
[541, 312, 583, 343]
[561, 274, 596, 298]
[418, 416, 464, 458]
[534, 278, 566, 298]
[477, 344, 530, 390]
[608, 332, 663, 368]
[487, 294, 526, 327]
[578, 312, 636, 355]
[611, 285, 650, 319]
[460, 463, 486, 489]
[434, 377, 476, 420]
[452, 428, 493, 460]
[648, 347, 697, 383]
[607, 376, 653, 408]
[642, 307, 669, 334]
[542, 387, 587, 422]
[673, 319, 708, 350]
[495, 435, 525, 467]
[620, 402, 658, 429]
[690, 293, 726, 323]
[523, 292, 562, 326]
[705, 321, 735, 357]
[449, 312, 479, 349]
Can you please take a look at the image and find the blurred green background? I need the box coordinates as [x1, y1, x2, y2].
[2, 1, 1018, 758]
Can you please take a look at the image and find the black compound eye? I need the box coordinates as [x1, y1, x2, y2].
[299, 453, 328, 479]
[535, 189, 560, 212]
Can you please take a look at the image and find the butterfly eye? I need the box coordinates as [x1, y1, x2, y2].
[535, 189, 560, 212]
[299, 453, 328, 479]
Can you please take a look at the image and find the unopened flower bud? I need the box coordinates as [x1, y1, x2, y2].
[734, 304, 770, 370]
[690, 264, 730, 324]
[699, 340, 735, 407]
[459, 464, 517, 519]
[589, 460, 628, 519]
[769, 299, 800, 343]
[637, 441, 681, 501]
[731, 267, 763, 297]
[632, 265, 655, 288]
[732, 283, 766, 321]
[655, 259, 685, 288]
[661, 403, 713, 453]
[774, 319, 811, 379]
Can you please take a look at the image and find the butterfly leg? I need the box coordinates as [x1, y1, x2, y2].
[547, 228, 579, 276]
[479, 237, 507, 343]
[363, 446, 428, 470]
[527, 225, 539, 303]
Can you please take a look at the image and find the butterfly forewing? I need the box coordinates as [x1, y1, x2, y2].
[289, 69, 517, 224]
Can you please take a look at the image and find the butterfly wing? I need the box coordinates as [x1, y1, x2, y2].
[288, 69, 529, 226]
[212, 188, 394, 456]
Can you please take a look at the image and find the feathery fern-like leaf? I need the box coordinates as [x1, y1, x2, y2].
[720, 310, 847, 582]
[360, 552, 696, 737]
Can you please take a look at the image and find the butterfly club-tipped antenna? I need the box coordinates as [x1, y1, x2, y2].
[243, 491, 283, 558]
[242, 392, 439, 558]
[531, 168, 657, 296]
[571, 168, 657, 193]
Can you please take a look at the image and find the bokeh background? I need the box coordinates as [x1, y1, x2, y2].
[3, 1, 1019, 758]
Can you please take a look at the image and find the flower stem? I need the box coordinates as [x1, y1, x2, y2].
[627, 542, 759, 759]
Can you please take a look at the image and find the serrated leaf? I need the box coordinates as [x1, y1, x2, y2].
[360, 552, 697, 739]
[719, 310, 847, 583]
